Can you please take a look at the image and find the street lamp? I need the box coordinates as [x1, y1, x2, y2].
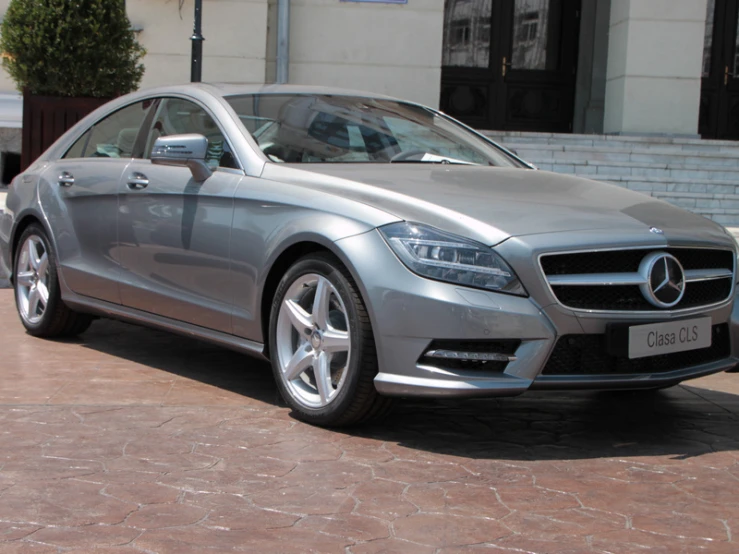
[191, 0, 204, 82]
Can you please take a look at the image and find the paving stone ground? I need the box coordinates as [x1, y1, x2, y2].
[1, 288, 739, 552]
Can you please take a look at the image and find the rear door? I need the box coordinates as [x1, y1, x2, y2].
[117, 97, 243, 333]
[41, 100, 154, 304]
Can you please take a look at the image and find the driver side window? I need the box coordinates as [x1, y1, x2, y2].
[143, 98, 239, 170]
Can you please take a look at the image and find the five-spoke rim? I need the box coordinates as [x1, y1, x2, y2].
[275, 273, 351, 409]
[16, 235, 50, 325]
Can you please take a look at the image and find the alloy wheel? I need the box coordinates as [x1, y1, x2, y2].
[275, 273, 352, 408]
[16, 235, 51, 325]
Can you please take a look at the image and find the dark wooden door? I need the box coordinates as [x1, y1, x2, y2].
[440, 0, 581, 132]
[700, 0, 739, 139]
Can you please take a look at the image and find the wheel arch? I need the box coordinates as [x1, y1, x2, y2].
[9, 212, 50, 281]
[259, 234, 372, 358]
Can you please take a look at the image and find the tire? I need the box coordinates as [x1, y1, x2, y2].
[13, 224, 93, 338]
[268, 252, 393, 427]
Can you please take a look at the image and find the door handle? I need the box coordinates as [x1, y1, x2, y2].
[58, 172, 75, 187]
[127, 173, 149, 190]
[726, 66, 735, 86]
[502, 56, 512, 78]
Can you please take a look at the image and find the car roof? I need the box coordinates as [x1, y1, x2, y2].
[213, 83, 401, 100]
[127, 82, 404, 102]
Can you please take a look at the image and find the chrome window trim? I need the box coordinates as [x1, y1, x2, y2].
[537, 245, 737, 315]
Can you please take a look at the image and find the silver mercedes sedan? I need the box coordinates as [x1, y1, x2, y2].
[1, 84, 737, 426]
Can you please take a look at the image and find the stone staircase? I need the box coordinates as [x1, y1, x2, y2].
[482, 131, 739, 227]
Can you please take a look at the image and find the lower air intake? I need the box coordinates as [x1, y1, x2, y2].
[542, 324, 730, 376]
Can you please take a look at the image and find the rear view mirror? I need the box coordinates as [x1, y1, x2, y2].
[151, 134, 213, 182]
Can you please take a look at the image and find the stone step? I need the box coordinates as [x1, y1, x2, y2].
[546, 172, 739, 192]
[492, 138, 739, 156]
[650, 191, 739, 200]
[484, 131, 739, 150]
[534, 161, 739, 180]
[502, 144, 739, 167]
[649, 194, 739, 211]
[530, 158, 739, 171]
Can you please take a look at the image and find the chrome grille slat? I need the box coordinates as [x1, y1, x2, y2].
[548, 273, 646, 286]
[684, 268, 734, 282]
[548, 267, 733, 287]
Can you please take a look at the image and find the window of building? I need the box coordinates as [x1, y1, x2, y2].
[519, 11, 539, 42]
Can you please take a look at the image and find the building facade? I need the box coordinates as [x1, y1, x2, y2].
[0, 0, 734, 140]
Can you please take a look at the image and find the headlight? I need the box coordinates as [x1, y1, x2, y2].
[379, 222, 527, 296]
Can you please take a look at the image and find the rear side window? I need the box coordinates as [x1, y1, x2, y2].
[65, 129, 92, 159]
[62, 101, 152, 159]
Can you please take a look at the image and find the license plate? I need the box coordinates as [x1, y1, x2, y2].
[628, 317, 712, 359]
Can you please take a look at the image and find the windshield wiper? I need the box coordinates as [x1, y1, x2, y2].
[389, 152, 477, 165]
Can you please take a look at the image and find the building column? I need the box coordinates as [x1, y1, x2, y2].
[573, 0, 611, 134]
[603, 0, 708, 135]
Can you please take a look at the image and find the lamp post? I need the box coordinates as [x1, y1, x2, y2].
[191, 0, 204, 82]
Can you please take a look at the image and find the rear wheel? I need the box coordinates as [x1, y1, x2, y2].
[14, 224, 92, 338]
[268, 252, 392, 427]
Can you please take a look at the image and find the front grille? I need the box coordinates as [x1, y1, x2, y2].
[541, 247, 734, 311]
[542, 324, 730, 376]
[419, 339, 520, 372]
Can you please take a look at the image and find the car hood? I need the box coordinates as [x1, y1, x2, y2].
[261, 164, 728, 246]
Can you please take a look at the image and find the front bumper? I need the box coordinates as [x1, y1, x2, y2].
[335, 229, 739, 398]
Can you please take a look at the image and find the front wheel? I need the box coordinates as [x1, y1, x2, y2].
[268, 253, 392, 427]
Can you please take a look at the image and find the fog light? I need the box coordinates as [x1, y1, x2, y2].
[424, 349, 516, 362]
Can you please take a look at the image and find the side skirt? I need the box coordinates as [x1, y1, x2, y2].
[62, 291, 267, 361]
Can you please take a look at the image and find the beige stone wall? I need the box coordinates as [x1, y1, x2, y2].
[268, 0, 445, 106]
[127, 0, 269, 90]
[604, 0, 708, 135]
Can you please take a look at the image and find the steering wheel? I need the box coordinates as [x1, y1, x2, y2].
[389, 150, 428, 163]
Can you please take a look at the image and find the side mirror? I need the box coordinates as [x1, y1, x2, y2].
[151, 134, 213, 182]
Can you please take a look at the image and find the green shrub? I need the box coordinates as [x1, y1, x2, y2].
[0, 0, 146, 98]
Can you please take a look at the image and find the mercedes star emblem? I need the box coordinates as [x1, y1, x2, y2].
[638, 252, 686, 308]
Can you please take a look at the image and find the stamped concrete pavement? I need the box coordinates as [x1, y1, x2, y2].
[1, 288, 739, 552]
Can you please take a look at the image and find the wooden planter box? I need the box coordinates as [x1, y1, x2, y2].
[21, 91, 111, 171]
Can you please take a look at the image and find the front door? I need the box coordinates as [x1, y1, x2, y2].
[440, 0, 581, 132]
[117, 97, 244, 334]
[700, 0, 739, 139]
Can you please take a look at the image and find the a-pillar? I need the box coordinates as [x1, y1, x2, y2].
[603, 0, 708, 135]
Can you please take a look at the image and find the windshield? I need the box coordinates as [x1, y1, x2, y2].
[225, 94, 525, 167]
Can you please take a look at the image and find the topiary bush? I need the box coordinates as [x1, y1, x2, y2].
[0, 0, 146, 98]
